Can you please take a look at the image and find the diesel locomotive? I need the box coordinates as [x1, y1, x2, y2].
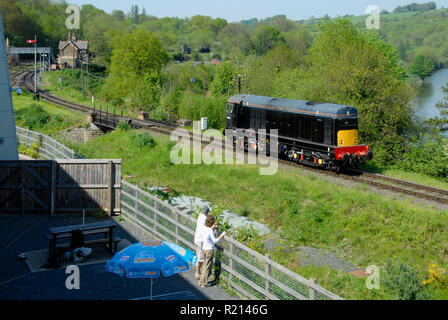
[224, 94, 373, 171]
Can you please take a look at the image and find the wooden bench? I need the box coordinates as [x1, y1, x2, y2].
[47, 221, 120, 257]
[46, 228, 112, 241]
[46, 234, 121, 255]
[84, 237, 121, 253]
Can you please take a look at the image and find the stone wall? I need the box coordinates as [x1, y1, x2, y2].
[54, 123, 104, 144]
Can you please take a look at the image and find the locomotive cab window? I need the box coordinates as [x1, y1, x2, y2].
[226, 104, 233, 114]
[339, 118, 358, 129]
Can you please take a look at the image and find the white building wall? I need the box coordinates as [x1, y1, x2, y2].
[0, 11, 18, 160]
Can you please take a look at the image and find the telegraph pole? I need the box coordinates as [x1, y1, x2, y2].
[86, 53, 89, 97]
[238, 75, 241, 94]
[34, 35, 37, 94]
[81, 60, 85, 100]
[234, 74, 244, 94]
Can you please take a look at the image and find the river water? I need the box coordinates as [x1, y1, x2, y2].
[412, 68, 448, 120]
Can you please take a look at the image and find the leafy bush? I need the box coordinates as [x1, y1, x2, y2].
[392, 136, 448, 181]
[18, 142, 40, 159]
[383, 259, 430, 300]
[117, 121, 131, 131]
[410, 54, 435, 79]
[232, 225, 265, 253]
[62, 68, 81, 80]
[130, 131, 156, 149]
[424, 263, 448, 291]
[15, 104, 50, 129]
[178, 93, 227, 130]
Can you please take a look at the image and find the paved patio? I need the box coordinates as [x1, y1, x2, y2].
[0, 214, 238, 300]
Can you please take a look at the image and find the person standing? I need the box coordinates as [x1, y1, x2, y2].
[199, 215, 226, 288]
[194, 206, 209, 280]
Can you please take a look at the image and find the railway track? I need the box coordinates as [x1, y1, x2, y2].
[14, 70, 178, 135]
[346, 169, 448, 205]
[11, 70, 448, 206]
[280, 158, 448, 206]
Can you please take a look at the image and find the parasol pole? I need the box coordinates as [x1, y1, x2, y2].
[150, 278, 153, 300]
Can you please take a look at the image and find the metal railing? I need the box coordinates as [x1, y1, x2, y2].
[16, 126, 84, 159]
[120, 180, 343, 300]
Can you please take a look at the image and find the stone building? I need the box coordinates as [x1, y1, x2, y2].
[57, 32, 88, 69]
[6, 38, 20, 65]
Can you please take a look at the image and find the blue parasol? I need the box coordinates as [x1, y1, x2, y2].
[106, 239, 197, 300]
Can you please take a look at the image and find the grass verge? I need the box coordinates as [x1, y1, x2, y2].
[12, 90, 85, 135]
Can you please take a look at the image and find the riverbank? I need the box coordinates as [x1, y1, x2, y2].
[412, 68, 448, 119]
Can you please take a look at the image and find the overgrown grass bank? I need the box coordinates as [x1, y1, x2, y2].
[12, 90, 84, 134]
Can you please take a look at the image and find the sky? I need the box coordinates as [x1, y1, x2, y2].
[67, 0, 447, 22]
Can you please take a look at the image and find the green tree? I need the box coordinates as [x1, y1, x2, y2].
[103, 29, 169, 109]
[217, 23, 251, 58]
[111, 10, 125, 21]
[296, 19, 413, 163]
[250, 25, 285, 55]
[128, 4, 139, 24]
[410, 55, 435, 79]
[83, 13, 125, 65]
[246, 45, 304, 96]
[282, 26, 313, 54]
[210, 61, 236, 96]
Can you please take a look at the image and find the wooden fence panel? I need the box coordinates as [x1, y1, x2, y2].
[54, 159, 121, 215]
[0, 161, 52, 214]
[0, 159, 121, 215]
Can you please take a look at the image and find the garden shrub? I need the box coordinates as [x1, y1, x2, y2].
[16, 104, 50, 129]
[130, 131, 156, 149]
[392, 136, 448, 181]
[117, 121, 131, 131]
[383, 259, 430, 300]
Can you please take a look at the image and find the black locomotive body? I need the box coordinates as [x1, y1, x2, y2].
[225, 94, 373, 170]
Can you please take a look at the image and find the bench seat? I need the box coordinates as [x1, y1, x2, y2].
[46, 228, 111, 240]
[52, 237, 122, 253]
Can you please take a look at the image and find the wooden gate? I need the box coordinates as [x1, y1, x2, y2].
[0, 160, 121, 215]
[0, 161, 52, 214]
